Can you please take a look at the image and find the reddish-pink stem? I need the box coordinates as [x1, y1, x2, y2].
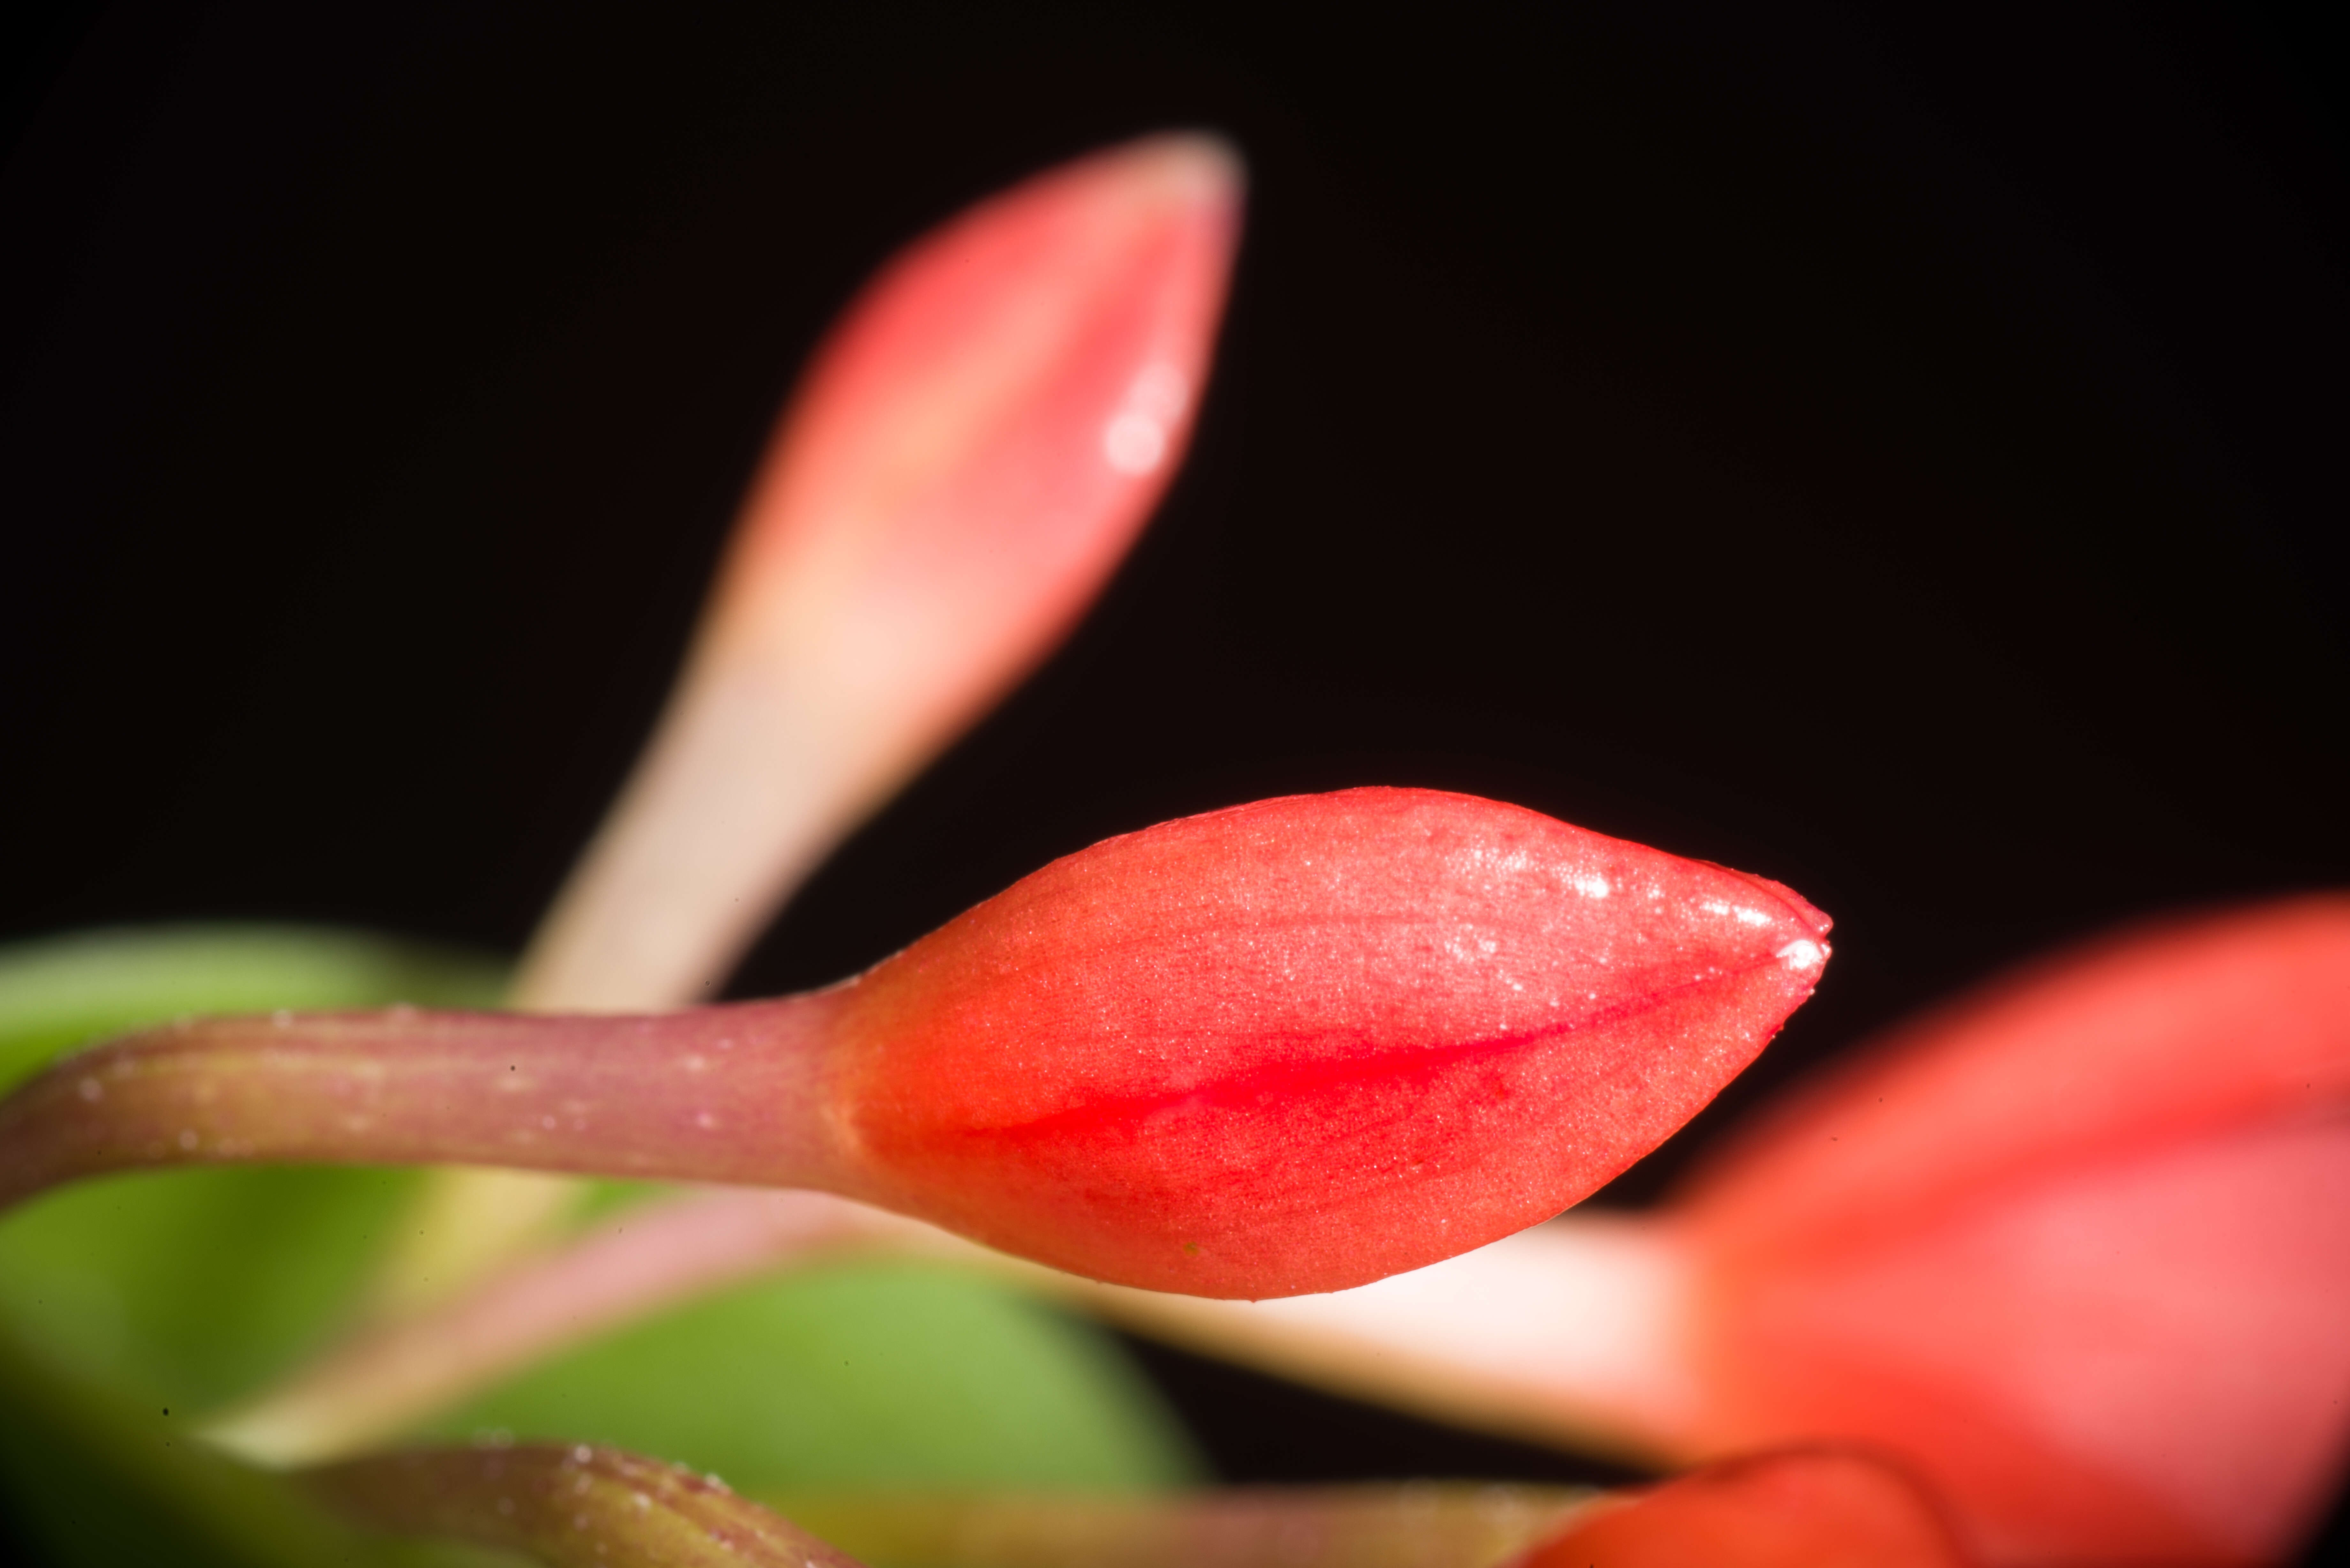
[0, 997, 850, 1211]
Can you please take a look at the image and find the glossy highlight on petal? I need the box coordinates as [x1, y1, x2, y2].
[832, 786, 1831, 1296]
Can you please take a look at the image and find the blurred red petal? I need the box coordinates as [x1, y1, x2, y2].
[1672, 897, 2350, 1563]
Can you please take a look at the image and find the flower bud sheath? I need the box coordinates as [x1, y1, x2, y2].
[0, 788, 1829, 1299]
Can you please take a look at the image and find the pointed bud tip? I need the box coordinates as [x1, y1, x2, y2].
[1104, 130, 1247, 210]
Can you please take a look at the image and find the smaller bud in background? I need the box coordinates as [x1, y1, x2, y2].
[0, 788, 1829, 1301]
[516, 133, 1243, 1013]
[1513, 1450, 1970, 1568]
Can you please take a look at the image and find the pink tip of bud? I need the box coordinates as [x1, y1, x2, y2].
[716, 132, 1242, 747]
[832, 786, 1830, 1297]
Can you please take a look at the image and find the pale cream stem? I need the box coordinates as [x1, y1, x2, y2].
[514, 655, 872, 1014]
[1073, 1215, 1705, 1466]
[371, 658, 873, 1317]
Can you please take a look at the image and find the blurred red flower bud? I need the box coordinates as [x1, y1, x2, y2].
[1670, 896, 2350, 1565]
[0, 788, 1828, 1300]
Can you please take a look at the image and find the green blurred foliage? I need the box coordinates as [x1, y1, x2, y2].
[0, 1329, 515, 1568]
[3, 1167, 431, 1410]
[423, 1262, 1197, 1492]
[0, 927, 1195, 1567]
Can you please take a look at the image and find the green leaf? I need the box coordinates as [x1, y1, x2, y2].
[0, 1164, 429, 1408]
[420, 1260, 1202, 1494]
[0, 1329, 513, 1568]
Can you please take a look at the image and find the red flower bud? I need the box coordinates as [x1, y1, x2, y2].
[0, 788, 1828, 1299]
[830, 787, 1828, 1294]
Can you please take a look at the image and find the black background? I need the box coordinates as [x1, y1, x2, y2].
[4, 2, 2348, 1557]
